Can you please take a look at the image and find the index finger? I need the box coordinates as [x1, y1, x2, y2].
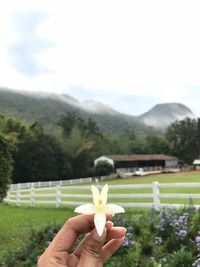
[48, 214, 112, 253]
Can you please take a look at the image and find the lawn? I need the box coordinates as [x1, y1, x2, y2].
[106, 170, 200, 184]
[0, 204, 74, 262]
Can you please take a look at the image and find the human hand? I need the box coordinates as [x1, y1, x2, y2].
[37, 214, 126, 267]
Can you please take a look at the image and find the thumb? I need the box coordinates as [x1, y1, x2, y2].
[78, 228, 106, 267]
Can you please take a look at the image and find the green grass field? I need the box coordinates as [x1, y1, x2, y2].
[0, 204, 74, 262]
[1, 171, 200, 262]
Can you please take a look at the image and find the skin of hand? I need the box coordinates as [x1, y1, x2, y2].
[37, 214, 126, 267]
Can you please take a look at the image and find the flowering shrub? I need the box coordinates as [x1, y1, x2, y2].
[1, 208, 200, 267]
[107, 207, 200, 267]
[1, 225, 61, 267]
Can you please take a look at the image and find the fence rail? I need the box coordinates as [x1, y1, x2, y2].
[10, 175, 117, 190]
[4, 181, 200, 210]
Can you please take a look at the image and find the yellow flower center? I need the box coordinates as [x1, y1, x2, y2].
[97, 198, 104, 212]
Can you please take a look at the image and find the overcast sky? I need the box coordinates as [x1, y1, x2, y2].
[1, 0, 200, 116]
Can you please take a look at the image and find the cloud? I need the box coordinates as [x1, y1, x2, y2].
[65, 86, 161, 115]
[7, 10, 54, 76]
[1, 0, 200, 116]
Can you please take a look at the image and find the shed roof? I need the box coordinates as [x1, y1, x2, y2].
[193, 159, 200, 165]
[104, 154, 177, 162]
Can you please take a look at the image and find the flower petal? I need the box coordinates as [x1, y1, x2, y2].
[74, 204, 96, 214]
[104, 204, 125, 215]
[91, 185, 100, 206]
[100, 184, 108, 205]
[94, 213, 106, 236]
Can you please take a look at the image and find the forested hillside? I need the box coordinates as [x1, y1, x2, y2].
[0, 88, 157, 136]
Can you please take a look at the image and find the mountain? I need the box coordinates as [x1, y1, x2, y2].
[137, 103, 194, 129]
[78, 100, 120, 115]
[0, 88, 156, 136]
[0, 88, 194, 134]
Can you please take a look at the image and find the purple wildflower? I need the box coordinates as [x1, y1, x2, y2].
[155, 236, 162, 245]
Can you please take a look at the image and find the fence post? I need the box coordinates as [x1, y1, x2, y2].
[6, 190, 10, 203]
[152, 181, 160, 211]
[16, 191, 21, 206]
[16, 183, 21, 206]
[56, 185, 61, 208]
[30, 183, 35, 207]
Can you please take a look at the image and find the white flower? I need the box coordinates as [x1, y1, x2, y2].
[74, 184, 125, 236]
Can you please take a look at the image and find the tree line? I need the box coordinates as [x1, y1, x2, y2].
[0, 112, 199, 200]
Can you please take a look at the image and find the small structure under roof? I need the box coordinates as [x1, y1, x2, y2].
[193, 159, 200, 165]
[94, 154, 178, 169]
[193, 159, 200, 170]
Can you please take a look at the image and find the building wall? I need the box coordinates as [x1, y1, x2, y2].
[165, 159, 178, 167]
[115, 160, 166, 169]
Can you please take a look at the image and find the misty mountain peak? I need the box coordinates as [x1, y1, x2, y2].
[137, 103, 194, 129]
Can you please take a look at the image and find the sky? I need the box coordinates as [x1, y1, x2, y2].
[1, 0, 200, 116]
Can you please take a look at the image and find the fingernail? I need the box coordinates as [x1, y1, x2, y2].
[122, 227, 127, 234]
[106, 221, 113, 229]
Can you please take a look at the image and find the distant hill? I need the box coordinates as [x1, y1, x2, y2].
[137, 103, 194, 129]
[0, 88, 156, 136]
[0, 88, 194, 134]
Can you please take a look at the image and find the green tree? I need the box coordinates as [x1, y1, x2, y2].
[70, 139, 95, 178]
[59, 114, 108, 178]
[0, 115, 31, 144]
[13, 134, 72, 183]
[59, 112, 103, 139]
[29, 121, 44, 137]
[114, 130, 146, 154]
[0, 134, 13, 200]
[58, 112, 78, 137]
[0, 115, 30, 194]
[4, 117, 30, 142]
[144, 135, 170, 154]
[95, 160, 114, 176]
[83, 118, 103, 138]
[166, 117, 199, 162]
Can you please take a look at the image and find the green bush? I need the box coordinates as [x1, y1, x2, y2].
[0, 134, 13, 201]
[106, 208, 200, 267]
[165, 246, 194, 267]
[2, 224, 61, 267]
[95, 160, 114, 176]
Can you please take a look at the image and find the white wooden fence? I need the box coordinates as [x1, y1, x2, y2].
[10, 175, 116, 190]
[4, 182, 200, 210]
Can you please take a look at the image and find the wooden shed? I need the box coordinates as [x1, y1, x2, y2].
[94, 154, 178, 169]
